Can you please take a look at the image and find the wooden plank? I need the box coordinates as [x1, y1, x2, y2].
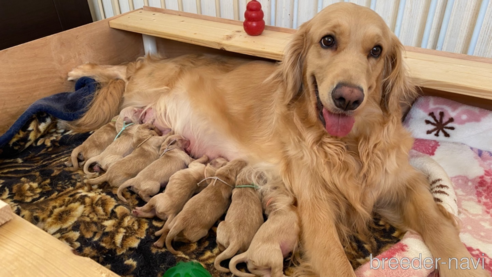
[0, 200, 13, 226]
[0, 214, 119, 276]
[0, 16, 144, 135]
[109, 9, 492, 101]
[110, 9, 288, 60]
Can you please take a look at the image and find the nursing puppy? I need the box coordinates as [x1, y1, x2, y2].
[117, 134, 191, 202]
[229, 181, 299, 277]
[82, 122, 138, 177]
[114, 106, 144, 131]
[67, 121, 117, 171]
[82, 106, 152, 175]
[149, 157, 228, 247]
[87, 123, 163, 187]
[214, 167, 264, 273]
[162, 159, 248, 254]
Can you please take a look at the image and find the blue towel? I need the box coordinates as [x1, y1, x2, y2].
[0, 77, 98, 148]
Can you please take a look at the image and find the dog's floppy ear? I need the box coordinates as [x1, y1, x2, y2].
[381, 35, 417, 118]
[278, 22, 311, 104]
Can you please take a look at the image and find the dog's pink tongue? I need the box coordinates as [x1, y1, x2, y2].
[322, 108, 355, 137]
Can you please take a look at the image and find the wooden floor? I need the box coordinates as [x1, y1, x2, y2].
[0, 204, 118, 277]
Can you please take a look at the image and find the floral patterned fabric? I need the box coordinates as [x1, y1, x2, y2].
[0, 114, 401, 277]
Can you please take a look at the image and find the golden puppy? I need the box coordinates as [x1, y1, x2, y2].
[149, 157, 228, 248]
[214, 168, 264, 272]
[114, 106, 144, 131]
[67, 121, 116, 171]
[117, 134, 191, 202]
[87, 123, 163, 187]
[229, 181, 299, 277]
[162, 159, 247, 254]
[82, 122, 138, 176]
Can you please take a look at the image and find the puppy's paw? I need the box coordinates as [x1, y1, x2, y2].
[132, 208, 141, 217]
[67, 63, 96, 81]
[153, 240, 164, 248]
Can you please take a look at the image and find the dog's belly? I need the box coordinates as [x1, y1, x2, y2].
[157, 91, 245, 161]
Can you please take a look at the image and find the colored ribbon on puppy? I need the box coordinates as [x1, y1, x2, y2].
[197, 177, 232, 188]
[235, 184, 259, 189]
[159, 139, 177, 157]
[114, 122, 134, 141]
[135, 136, 152, 149]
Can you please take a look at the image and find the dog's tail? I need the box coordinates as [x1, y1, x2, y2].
[83, 156, 99, 177]
[68, 146, 82, 171]
[229, 252, 254, 277]
[86, 173, 108, 185]
[165, 223, 183, 255]
[214, 243, 241, 273]
[117, 179, 135, 202]
[68, 79, 125, 133]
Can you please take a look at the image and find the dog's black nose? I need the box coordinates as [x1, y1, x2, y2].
[331, 83, 364, 111]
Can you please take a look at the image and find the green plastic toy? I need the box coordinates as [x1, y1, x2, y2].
[163, 261, 212, 277]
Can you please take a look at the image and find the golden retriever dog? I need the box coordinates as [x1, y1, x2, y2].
[229, 180, 299, 277]
[162, 159, 247, 254]
[87, 123, 163, 187]
[67, 3, 487, 277]
[117, 133, 191, 202]
[67, 120, 116, 171]
[214, 167, 264, 273]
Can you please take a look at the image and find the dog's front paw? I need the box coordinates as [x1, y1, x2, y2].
[67, 63, 96, 81]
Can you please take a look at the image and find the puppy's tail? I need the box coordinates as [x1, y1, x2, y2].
[229, 252, 254, 277]
[68, 79, 125, 133]
[68, 146, 82, 171]
[86, 173, 108, 185]
[83, 156, 99, 177]
[165, 223, 183, 255]
[214, 243, 241, 273]
[117, 179, 135, 202]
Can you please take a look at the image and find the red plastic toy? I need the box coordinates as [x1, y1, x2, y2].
[243, 0, 265, 36]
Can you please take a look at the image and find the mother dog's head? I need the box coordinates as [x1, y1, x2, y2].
[280, 3, 415, 138]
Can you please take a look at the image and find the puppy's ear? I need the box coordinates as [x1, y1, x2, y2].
[278, 22, 310, 104]
[381, 35, 417, 119]
[216, 160, 248, 181]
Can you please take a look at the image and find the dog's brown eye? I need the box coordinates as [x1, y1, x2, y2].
[370, 45, 382, 58]
[320, 35, 336, 49]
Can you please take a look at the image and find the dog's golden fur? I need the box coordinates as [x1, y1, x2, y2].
[67, 3, 488, 276]
[229, 179, 299, 277]
[214, 167, 264, 273]
[117, 133, 191, 202]
[162, 159, 248, 254]
[86, 123, 163, 187]
[67, 121, 116, 170]
[131, 154, 208, 221]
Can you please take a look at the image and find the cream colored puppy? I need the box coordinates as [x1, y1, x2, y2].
[214, 167, 264, 272]
[229, 181, 300, 277]
[161, 159, 247, 254]
[132, 156, 230, 220]
[117, 134, 191, 202]
[147, 157, 227, 248]
[82, 122, 138, 176]
[67, 121, 117, 171]
[86, 123, 163, 187]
